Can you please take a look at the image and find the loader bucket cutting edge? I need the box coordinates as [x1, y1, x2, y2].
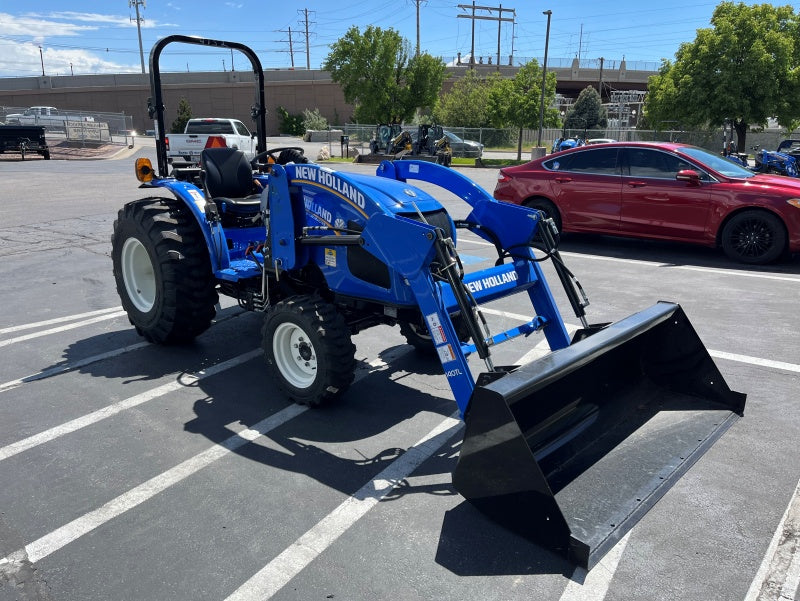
[452, 302, 746, 569]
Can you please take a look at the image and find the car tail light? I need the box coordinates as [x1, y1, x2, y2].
[205, 136, 227, 149]
[164, 135, 170, 150]
[497, 170, 511, 184]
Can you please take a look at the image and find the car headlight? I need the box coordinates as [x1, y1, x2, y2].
[787, 199, 800, 209]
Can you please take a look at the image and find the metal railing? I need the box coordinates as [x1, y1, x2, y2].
[1, 106, 135, 147]
[334, 123, 792, 156]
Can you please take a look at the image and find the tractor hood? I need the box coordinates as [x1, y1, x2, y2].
[285, 163, 444, 218]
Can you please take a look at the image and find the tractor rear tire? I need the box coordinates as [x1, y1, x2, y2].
[111, 197, 218, 344]
[262, 295, 356, 406]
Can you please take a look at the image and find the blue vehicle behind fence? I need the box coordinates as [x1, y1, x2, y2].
[753, 147, 798, 177]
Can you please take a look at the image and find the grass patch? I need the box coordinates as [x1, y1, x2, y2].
[474, 158, 529, 167]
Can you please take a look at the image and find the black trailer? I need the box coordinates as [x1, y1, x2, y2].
[0, 125, 50, 160]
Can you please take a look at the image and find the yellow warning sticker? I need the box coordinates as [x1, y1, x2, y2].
[325, 248, 336, 267]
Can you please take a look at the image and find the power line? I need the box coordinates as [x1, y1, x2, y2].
[457, 2, 515, 68]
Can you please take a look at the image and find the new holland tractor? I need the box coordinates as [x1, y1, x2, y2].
[112, 36, 746, 569]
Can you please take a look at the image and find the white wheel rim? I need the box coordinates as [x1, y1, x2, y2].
[120, 237, 156, 313]
[272, 322, 317, 388]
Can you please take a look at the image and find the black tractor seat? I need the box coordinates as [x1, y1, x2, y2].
[200, 147, 262, 227]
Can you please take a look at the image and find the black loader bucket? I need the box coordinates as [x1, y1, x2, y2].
[452, 302, 746, 570]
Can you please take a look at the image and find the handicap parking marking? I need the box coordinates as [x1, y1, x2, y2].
[456, 253, 487, 266]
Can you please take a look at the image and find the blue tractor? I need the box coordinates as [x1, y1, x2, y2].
[112, 36, 746, 570]
[753, 145, 799, 177]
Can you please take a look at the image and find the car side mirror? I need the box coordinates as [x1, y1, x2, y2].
[676, 169, 701, 185]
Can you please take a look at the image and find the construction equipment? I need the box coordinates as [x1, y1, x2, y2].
[369, 123, 406, 156]
[113, 36, 746, 570]
[414, 123, 452, 166]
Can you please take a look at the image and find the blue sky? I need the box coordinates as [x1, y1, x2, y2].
[0, 1, 734, 77]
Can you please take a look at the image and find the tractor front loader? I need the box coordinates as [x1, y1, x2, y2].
[112, 35, 746, 570]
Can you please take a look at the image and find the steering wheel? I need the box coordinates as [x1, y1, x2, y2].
[250, 146, 308, 169]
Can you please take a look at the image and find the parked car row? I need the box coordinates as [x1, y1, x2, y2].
[493, 141, 800, 264]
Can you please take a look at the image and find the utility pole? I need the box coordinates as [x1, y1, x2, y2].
[299, 8, 313, 70]
[278, 26, 297, 68]
[411, 0, 426, 56]
[537, 10, 552, 148]
[598, 56, 604, 97]
[129, 0, 146, 74]
[457, 3, 515, 69]
[289, 26, 295, 68]
[39, 45, 44, 76]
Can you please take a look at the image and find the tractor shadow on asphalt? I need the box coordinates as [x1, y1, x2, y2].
[60, 309, 579, 576]
[180, 341, 457, 493]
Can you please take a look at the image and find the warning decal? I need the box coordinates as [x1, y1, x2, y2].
[436, 344, 456, 364]
[325, 248, 336, 267]
[425, 313, 447, 345]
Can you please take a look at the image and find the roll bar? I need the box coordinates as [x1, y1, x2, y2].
[147, 35, 267, 177]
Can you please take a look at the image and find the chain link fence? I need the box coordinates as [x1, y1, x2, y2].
[335, 123, 794, 157]
[1, 106, 135, 148]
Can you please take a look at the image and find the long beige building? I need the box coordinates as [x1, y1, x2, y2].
[0, 60, 653, 135]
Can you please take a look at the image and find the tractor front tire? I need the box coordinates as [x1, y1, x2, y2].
[111, 197, 218, 344]
[262, 295, 356, 406]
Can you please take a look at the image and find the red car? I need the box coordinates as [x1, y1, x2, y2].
[493, 141, 800, 264]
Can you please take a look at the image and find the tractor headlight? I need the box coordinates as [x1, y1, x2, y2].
[135, 158, 155, 183]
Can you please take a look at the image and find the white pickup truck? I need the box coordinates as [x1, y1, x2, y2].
[6, 106, 93, 129]
[166, 118, 256, 166]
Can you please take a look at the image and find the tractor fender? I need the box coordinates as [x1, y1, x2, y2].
[142, 178, 231, 272]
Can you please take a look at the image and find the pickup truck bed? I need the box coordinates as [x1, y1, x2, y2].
[166, 118, 255, 166]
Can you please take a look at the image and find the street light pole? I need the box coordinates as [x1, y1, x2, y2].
[536, 10, 552, 149]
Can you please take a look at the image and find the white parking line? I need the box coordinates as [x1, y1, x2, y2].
[559, 533, 631, 601]
[0, 307, 123, 335]
[744, 479, 800, 601]
[0, 311, 127, 348]
[0, 349, 262, 462]
[11, 403, 308, 564]
[1, 352, 403, 566]
[224, 414, 463, 601]
[0, 341, 150, 394]
[458, 234, 800, 283]
[709, 350, 800, 374]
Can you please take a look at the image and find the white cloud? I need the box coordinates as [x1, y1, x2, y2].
[0, 11, 168, 76]
[0, 39, 140, 77]
[0, 12, 97, 38]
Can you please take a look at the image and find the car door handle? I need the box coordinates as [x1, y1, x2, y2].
[554, 176, 573, 183]
[627, 180, 647, 187]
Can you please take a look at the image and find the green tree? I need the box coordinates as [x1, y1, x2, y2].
[323, 25, 446, 124]
[564, 86, 607, 131]
[486, 59, 559, 159]
[302, 108, 329, 131]
[276, 106, 304, 136]
[170, 97, 193, 133]
[644, 2, 800, 150]
[434, 69, 494, 127]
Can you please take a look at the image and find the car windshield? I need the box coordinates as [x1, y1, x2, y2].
[679, 146, 756, 178]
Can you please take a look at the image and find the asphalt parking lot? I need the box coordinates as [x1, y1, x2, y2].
[0, 142, 798, 601]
